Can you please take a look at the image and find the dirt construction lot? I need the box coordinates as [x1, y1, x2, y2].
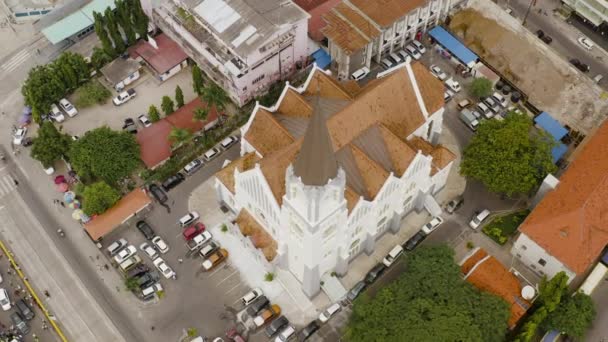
[449, 0, 608, 134]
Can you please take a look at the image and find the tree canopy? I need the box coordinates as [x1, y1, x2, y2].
[148, 105, 160, 122]
[68, 127, 140, 185]
[82, 181, 121, 215]
[175, 85, 184, 108]
[168, 128, 191, 147]
[30, 122, 72, 167]
[192, 64, 204, 95]
[470, 77, 493, 99]
[201, 82, 229, 114]
[541, 292, 595, 340]
[345, 245, 510, 342]
[161, 96, 175, 116]
[460, 113, 556, 196]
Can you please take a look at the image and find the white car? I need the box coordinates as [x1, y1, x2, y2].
[405, 44, 422, 60]
[49, 104, 65, 123]
[241, 288, 262, 306]
[380, 58, 394, 70]
[444, 78, 461, 92]
[153, 258, 175, 279]
[577, 36, 594, 50]
[469, 209, 491, 230]
[412, 40, 426, 54]
[12, 127, 27, 145]
[275, 325, 295, 342]
[138, 114, 152, 127]
[0, 288, 10, 311]
[421, 216, 444, 235]
[350, 66, 370, 81]
[113, 245, 136, 263]
[59, 98, 78, 117]
[430, 65, 447, 81]
[152, 236, 169, 254]
[139, 242, 158, 260]
[179, 211, 200, 227]
[319, 303, 341, 323]
[220, 136, 239, 150]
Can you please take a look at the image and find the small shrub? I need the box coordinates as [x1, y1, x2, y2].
[221, 224, 228, 233]
[331, 271, 337, 277]
[264, 272, 275, 282]
[466, 241, 475, 249]
[156, 290, 165, 299]
[187, 328, 198, 337]
[74, 80, 111, 108]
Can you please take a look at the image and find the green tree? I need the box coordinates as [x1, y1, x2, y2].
[131, 0, 149, 41]
[59, 52, 90, 84]
[542, 293, 595, 339]
[68, 127, 140, 185]
[345, 245, 510, 342]
[460, 113, 556, 197]
[470, 77, 493, 99]
[175, 85, 184, 108]
[93, 12, 116, 58]
[124, 277, 139, 291]
[30, 122, 72, 167]
[115, 0, 136, 45]
[105, 7, 126, 54]
[148, 105, 160, 122]
[168, 128, 191, 147]
[82, 181, 121, 216]
[192, 64, 204, 95]
[201, 82, 229, 117]
[193, 107, 208, 123]
[74, 80, 112, 108]
[90, 47, 112, 72]
[161, 95, 175, 116]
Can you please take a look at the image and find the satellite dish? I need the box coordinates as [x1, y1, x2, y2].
[521, 285, 536, 300]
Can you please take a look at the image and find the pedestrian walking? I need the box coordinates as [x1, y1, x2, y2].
[60, 201, 65, 207]
[13, 179, 18, 186]
[43, 290, 50, 298]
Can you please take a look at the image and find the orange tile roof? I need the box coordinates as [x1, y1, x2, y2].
[244, 108, 295, 156]
[349, 144, 390, 198]
[166, 97, 218, 133]
[321, 11, 371, 55]
[128, 33, 188, 74]
[344, 186, 361, 212]
[216, 153, 261, 194]
[407, 136, 455, 175]
[303, 70, 354, 100]
[349, 0, 428, 27]
[236, 209, 277, 261]
[519, 121, 608, 274]
[411, 62, 446, 114]
[378, 124, 417, 175]
[278, 88, 312, 118]
[461, 249, 530, 328]
[259, 140, 303, 204]
[84, 189, 152, 241]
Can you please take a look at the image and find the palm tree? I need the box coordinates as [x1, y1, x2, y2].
[200, 83, 230, 125]
[193, 107, 209, 137]
[168, 127, 191, 148]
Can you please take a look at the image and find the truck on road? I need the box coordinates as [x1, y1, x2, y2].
[186, 231, 212, 251]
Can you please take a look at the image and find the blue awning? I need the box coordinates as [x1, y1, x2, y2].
[428, 26, 478, 67]
[551, 143, 568, 163]
[534, 112, 568, 141]
[312, 48, 331, 70]
[601, 250, 608, 266]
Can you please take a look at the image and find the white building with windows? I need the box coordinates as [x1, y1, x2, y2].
[144, 0, 309, 106]
[214, 61, 455, 297]
[321, 0, 466, 80]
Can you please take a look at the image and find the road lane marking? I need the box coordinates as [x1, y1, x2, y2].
[216, 269, 238, 286]
[1, 49, 32, 72]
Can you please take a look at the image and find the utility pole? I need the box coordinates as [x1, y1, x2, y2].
[522, 0, 536, 26]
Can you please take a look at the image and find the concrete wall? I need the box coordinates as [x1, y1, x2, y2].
[511, 233, 577, 282]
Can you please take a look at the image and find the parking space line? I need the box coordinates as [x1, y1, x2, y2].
[208, 264, 226, 277]
[216, 269, 238, 286]
[225, 282, 243, 295]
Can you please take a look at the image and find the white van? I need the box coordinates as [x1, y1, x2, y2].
[469, 209, 491, 230]
[119, 255, 142, 273]
[203, 147, 220, 161]
[141, 283, 163, 300]
[382, 245, 404, 267]
[350, 67, 370, 81]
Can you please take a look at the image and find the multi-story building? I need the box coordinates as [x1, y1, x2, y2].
[144, 0, 309, 107]
[563, 0, 608, 29]
[321, 0, 464, 80]
[214, 60, 455, 297]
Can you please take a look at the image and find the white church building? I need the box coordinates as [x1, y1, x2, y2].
[214, 61, 455, 297]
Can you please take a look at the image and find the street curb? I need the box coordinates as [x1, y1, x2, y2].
[0, 240, 68, 342]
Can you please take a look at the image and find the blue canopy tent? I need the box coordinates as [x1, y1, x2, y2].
[534, 112, 569, 163]
[428, 26, 479, 68]
[311, 48, 331, 70]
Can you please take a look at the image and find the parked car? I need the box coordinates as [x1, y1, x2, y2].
[536, 30, 552, 44]
[388, 52, 402, 64]
[265, 315, 288, 337]
[141, 283, 162, 301]
[247, 295, 270, 317]
[112, 88, 137, 105]
[483, 96, 501, 113]
[152, 236, 169, 254]
[444, 78, 461, 92]
[220, 136, 239, 150]
[445, 196, 464, 214]
[241, 288, 263, 307]
[457, 99, 472, 110]
[125, 264, 149, 279]
[350, 67, 370, 81]
[364, 263, 386, 284]
[153, 258, 176, 279]
[380, 58, 393, 70]
[382, 245, 404, 267]
[430, 65, 448, 81]
[254, 304, 281, 327]
[183, 222, 206, 241]
[444, 89, 454, 102]
[10, 312, 29, 335]
[119, 255, 142, 273]
[179, 211, 200, 227]
[421, 216, 444, 235]
[570, 59, 590, 72]
[136, 271, 160, 288]
[59, 98, 78, 117]
[15, 299, 34, 321]
[0, 288, 10, 311]
[275, 325, 295, 342]
[183, 159, 203, 175]
[148, 184, 168, 204]
[203, 147, 220, 161]
[138, 114, 152, 127]
[577, 36, 594, 50]
[12, 127, 27, 145]
[122, 118, 137, 134]
[113, 245, 136, 263]
[404, 230, 427, 251]
[396, 49, 410, 61]
[412, 40, 426, 54]
[49, 104, 65, 122]
[347, 281, 367, 301]
[106, 238, 128, 256]
[202, 248, 228, 271]
[405, 44, 421, 60]
[186, 231, 212, 251]
[469, 209, 491, 230]
[319, 303, 341, 323]
[476, 102, 493, 119]
[162, 173, 185, 191]
[136, 220, 155, 240]
[492, 92, 508, 107]
[298, 321, 320, 341]
[139, 242, 159, 260]
[199, 240, 219, 259]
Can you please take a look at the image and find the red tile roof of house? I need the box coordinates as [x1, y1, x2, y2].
[294, 0, 334, 11]
[165, 97, 218, 133]
[519, 122, 608, 274]
[128, 33, 188, 75]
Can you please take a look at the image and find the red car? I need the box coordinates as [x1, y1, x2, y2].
[183, 222, 205, 240]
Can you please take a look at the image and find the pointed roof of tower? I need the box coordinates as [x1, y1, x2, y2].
[292, 92, 339, 186]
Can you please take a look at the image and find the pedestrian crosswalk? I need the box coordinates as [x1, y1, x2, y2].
[0, 175, 17, 197]
[1, 49, 32, 73]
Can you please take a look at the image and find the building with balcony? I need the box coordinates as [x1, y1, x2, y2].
[144, 0, 309, 107]
[321, 0, 465, 80]
[563, 0, 608, 28]
[214, 61, 455, 297]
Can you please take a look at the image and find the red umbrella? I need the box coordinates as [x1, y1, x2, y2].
[56, 183, 69, 192]
[54, 175, 66, 184]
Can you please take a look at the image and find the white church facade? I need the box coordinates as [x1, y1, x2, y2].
[214, 61, 455, 297]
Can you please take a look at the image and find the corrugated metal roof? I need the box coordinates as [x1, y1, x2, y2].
[41, 0, 115, 44]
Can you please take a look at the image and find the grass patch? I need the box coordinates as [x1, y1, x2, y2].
[482, 209, 530, 245]
[73, 79, 111, 108]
